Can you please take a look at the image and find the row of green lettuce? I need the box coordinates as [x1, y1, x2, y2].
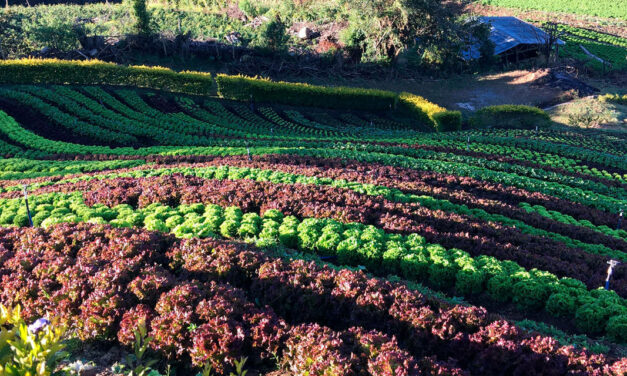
[3, 163, 624, 262]
[2, 110, 624, 215]
[0, 191, 625, 342]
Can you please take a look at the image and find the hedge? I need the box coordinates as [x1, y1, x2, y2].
[470, 105, 551, 130]
[215, 74, 398, 112]
[0, 59, 462, 132]
[398, 92, 462, 132]
[599, 93, 627, 105]
[216, 76, 461, 132]
[0, 59, 213, 95]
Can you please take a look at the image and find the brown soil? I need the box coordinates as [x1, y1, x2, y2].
[292, 69, 566, 112]
[465, 3, 627, 38]
[225, 4, 247, 22]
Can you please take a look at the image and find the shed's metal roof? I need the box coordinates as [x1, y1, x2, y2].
[461, 16, 564, 60]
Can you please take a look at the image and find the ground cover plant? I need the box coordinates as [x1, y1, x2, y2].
[0, 73, 625, 374]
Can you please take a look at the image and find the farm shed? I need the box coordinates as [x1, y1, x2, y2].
[462, 16, 565, 62]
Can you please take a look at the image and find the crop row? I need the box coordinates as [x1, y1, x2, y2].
[4, 99, 623, 218]
[414, 142, 626, 185]
[1, 189, 626, 340]
[0, 158, 145, 180]
[3, 152, 623, 242]
[5, 84, 625, 173]
[480, 0, 627, 19]
[276, 146, 626, 215]
[2, 155, 624, 258]
[556, 25, 627, 49]
[5, 158, 625, 261]
[427, 130, 626, 169]
[520, 202, 627, 242]
[3, 86, 625, 196]
[0, 169, 622, 293]
[0, 88, 138, 145]
[0, 223, 625, 375]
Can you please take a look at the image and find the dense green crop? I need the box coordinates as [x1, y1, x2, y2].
[481, 0, 627, 20]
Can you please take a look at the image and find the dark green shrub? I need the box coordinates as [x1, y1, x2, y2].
[132, 0, 151, 36]
[256, 16, 289, 51]
[470, 105, 551, 130]
[433, 111, 462, 132]
[0, 59, 213, 95]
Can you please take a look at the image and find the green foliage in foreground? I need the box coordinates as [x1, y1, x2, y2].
[0, 304, 68, 376]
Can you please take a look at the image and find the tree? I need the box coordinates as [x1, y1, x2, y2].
[256, 16, 289, 51]
[539, 21, 563, 67]
[339, 0, 461, 64]
[132, 0, 151, 36]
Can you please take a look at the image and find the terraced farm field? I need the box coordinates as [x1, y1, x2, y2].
[478, 0, 627, 20]
[0, 82, 626, 374]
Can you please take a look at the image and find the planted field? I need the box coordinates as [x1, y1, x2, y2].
[479, 0, 627, 20]
[556, 25, 627, 72]
[0, 81, 626, 374]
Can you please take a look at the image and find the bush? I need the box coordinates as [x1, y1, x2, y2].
[470, 105, 551, 130]
[0, 304, 68, 375]
[599, 93, 627, 105]
[433, 111, 462, 132]
[216, 74, 398, 111]
[398, 92, 447, 131]
[255, 16, 289, 51]
[0, 59, 213, 95]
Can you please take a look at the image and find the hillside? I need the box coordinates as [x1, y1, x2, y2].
[0, 61, 625, 374]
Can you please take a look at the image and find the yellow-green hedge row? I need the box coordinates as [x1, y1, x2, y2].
[215, 74, 399, 111]
[600, 93, 627, 105]
[0, 59, 461, 131]
[0, 59, 213, 95]
[469, 105, 551, 130]
[398, 92, 462, 132]
[216, 74, 460, 131]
